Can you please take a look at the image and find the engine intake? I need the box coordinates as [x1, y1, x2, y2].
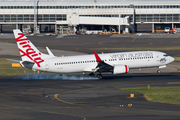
[113, 65, 129, 74]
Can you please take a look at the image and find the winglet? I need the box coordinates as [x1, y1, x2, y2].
[46, 47, 55, 56]
[93, 51, 103, 62]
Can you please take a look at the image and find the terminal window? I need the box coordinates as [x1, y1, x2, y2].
[0, 14, 66, 23]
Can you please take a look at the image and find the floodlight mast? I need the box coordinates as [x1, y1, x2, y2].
[34, 0, 39, 33]
[37, 0, 39, 26]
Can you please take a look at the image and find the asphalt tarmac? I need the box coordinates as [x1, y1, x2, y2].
[0, 33, 180, 119]
[0, 73, 180, 120]
[1, 33, 180, 57]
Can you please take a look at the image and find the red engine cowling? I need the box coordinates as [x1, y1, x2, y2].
[113, 65, 129, 74]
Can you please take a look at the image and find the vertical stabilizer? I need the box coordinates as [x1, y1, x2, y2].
[13, 29, 44, 67]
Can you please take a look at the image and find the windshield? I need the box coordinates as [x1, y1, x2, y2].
[163, 54, 169, 57]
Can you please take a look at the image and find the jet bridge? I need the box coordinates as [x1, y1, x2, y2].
[56, 14, 130, 34]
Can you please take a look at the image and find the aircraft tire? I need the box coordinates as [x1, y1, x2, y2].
[97, 74, 103, 79]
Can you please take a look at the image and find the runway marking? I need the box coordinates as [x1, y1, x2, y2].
[26, 108, 86, 120]
[0, 81, 56, 88]
[167, 65, 180, 73]
[0, 104, 113, 109]
[167, 82, 180, 84]
[99, 41, 103, 45]
[1, 82, 179, 119]
[54, 87, 116, 108]
[99, 40, 119, 45]
[1, 104, 179, 114]
[54, 83, 180, 108]
[0, 104, 87, 120]
[132, 38, 136, 42]
[54, 91, 74, 105]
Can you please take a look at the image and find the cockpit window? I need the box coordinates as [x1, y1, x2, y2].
[163, 54, 169, 57]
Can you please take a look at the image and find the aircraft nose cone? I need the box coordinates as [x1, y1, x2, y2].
[170, 57, 175, 62]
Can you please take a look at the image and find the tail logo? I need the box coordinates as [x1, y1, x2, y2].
[16, 33, 44, 67]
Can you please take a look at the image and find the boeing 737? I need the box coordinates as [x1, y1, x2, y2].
[7, 29, 175, 79]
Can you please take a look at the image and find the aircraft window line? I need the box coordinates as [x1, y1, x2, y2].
[55, 56, 155, 66]
[54, 60, 98, 65]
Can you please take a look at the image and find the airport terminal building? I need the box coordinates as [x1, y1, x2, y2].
[0, 0, 180, 33]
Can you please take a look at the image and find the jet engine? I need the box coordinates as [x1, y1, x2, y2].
[113, 65, 129, 74]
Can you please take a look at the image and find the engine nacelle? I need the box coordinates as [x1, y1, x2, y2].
[113, 65, 129, 74]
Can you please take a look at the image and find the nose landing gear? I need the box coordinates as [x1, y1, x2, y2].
[96, 74, 103, 79]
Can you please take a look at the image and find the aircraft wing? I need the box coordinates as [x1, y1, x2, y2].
[93, 51, 113, 72]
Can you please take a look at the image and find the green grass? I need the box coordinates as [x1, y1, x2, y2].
[0, 58, 34, 76]
[117, 86, 180, 105]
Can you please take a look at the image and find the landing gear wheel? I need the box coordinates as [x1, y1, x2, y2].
[96, 74, 103, 79]
[157, 70, 161, 73]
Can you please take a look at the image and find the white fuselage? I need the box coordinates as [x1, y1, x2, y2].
[12, 29, 175, 75]
[32, 51, 174, 73]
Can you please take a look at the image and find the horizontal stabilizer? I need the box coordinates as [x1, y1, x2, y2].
[6, 59, 21, 63]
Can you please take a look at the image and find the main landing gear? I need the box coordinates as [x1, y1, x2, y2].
[96, 74, 103, 79]
[89, 72, 95, 77]
[89, 73, 103, 79]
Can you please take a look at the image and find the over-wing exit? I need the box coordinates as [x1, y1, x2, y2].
[8, 29, 174, 79]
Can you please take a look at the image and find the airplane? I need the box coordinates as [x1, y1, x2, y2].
[7, 29, 175, 79]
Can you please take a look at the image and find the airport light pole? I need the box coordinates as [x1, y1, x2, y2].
[119, 14, 121, 34]
[34, 0, 36, 33]
[34, 0, 39, 33]
[37, 0, 39, 26]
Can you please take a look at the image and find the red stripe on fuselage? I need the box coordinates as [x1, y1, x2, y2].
[125, 65, 128, 73]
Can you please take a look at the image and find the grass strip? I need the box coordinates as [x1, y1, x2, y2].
[117, 86, 180, 105]
[0, 58, 34, 76]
